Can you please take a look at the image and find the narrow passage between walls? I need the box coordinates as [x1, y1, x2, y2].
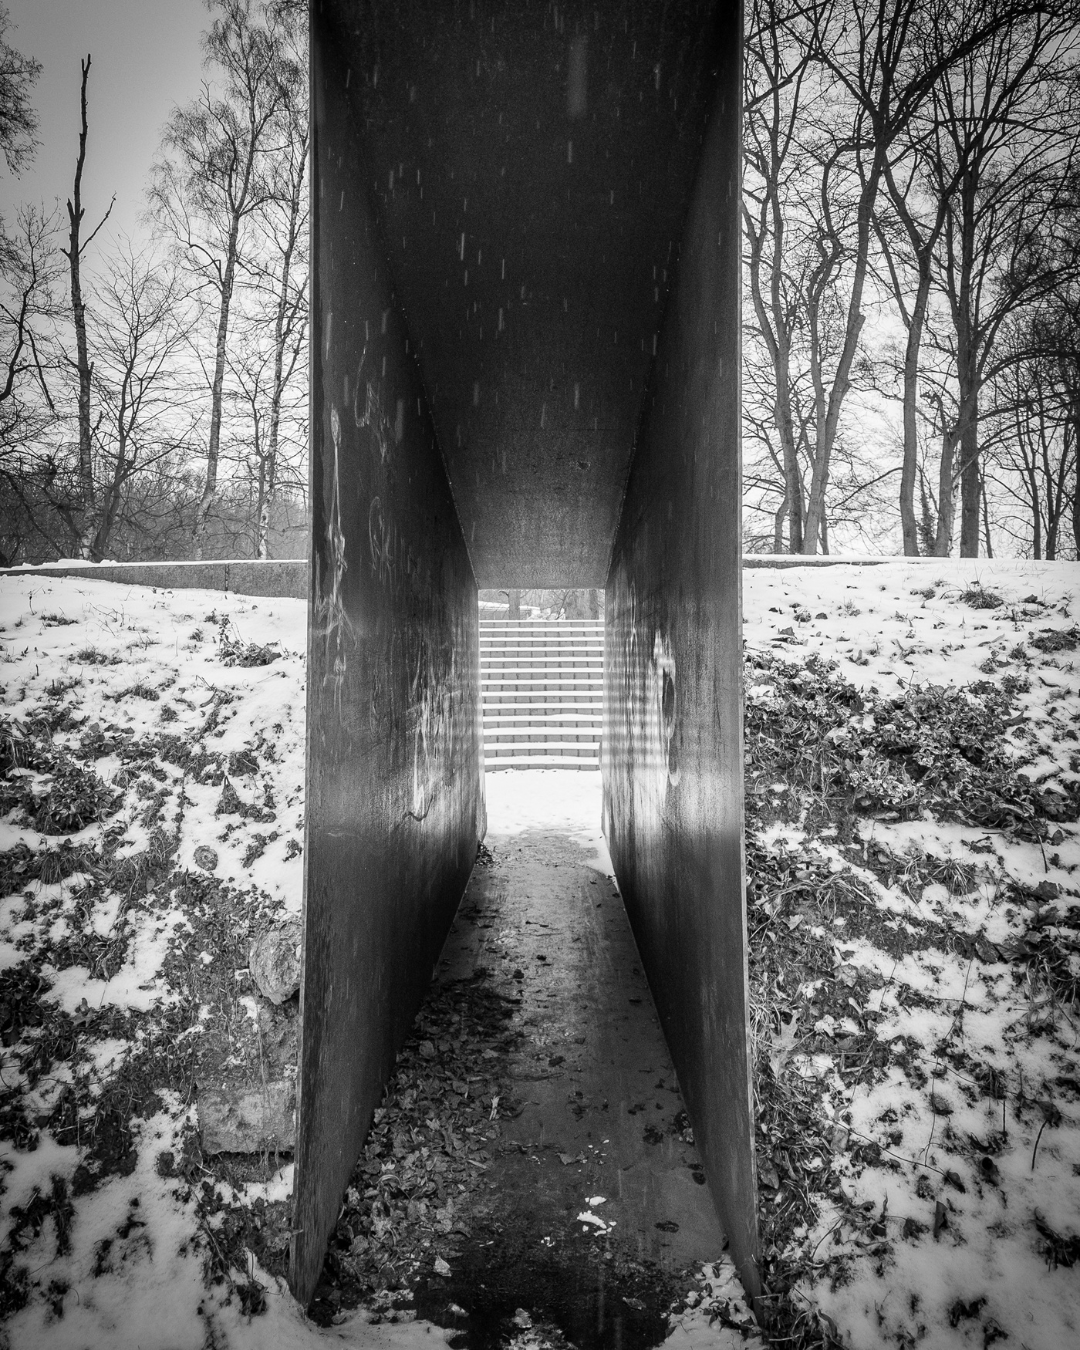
[308, 771, 747, 1349]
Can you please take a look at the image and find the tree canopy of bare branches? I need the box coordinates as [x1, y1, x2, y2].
[743, 0, 1080, 559]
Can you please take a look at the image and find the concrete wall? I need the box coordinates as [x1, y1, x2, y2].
[602, 0, 759, 1299]
[1, 559, 307, 597]
[291, 4, 485, 1305]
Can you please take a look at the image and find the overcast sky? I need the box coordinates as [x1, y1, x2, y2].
[0, 0, 209, 248]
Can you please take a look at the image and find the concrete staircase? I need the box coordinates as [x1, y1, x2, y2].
[480, 620, 603, 770]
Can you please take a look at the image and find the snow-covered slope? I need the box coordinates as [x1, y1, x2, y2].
[0, 559, 1077, 1349]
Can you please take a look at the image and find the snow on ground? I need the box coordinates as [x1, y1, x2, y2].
[0, 559, 1077, 1349]
[742, 560, 1080, 1349]
[485, 770, 612, 875]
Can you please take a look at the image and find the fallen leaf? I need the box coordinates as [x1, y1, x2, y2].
[768, 1014, 799, 1076]
[758, 1160, 781, 1190]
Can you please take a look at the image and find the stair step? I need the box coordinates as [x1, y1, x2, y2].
[484, 745, 599, 754]
[485, 730, 598, 742]
[479, 620, 604, 771]
[482, 677, 602, 683]
[485, 759, 599, 771]
[483, 715, 602, 724]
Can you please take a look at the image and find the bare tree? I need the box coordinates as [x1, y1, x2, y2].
[744, 0, 953, 554]
[989, 274, 1080, 560]
[744, 0, 1076, 557]
[0, 205, 58, 429]
[0, 206, 64, 563]
[85, 247, 195, 560]
[226, 302, 305, 556]
[798, 0, 1058, 554]
[150, 0, 288, 557]
[59, 54, 114, 556]
[743, 0, 817, 552]
[986, 351, 1074, 558]
[1058, 317, 1080, 558]
[0, 3, 40, 174]
[918, 2, 1080, 555]
[236, 0, 307, 557]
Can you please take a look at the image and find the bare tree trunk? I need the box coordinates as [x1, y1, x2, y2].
[1071, 421, 1080, 557]
[63, 56, 100, 557]
[257, 165, 304, 560]
[90, 367, 131, 561]
[587, 588, 599, 619]
[253, 408, 267, 558]
[918, 471, 936, 553]
[90, 448, 128, 561]
[745, 201, 804, 552]
[773, 491, 788, 553]
[775, 355, 804, 552]
[193, 237, 239, 559]
[257, 379, 277, 560]
[933, 423, 957, 556]
[980, 473, 993, 559]
[1021, 428, 1042, 559]
[1043, 393, 1069, 561]
[897, 257, 936, 556]
[873, 175, 949, 558]
[507, 589, 520, 620]
[958, 367, 981, 556]
[801, 152, 877, 554]
[256, 444, 274, 558]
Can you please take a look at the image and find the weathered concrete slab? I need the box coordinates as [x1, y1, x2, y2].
[602, 0, 759, 1299]
[318, 0, 721, 587]
[292, 7, 486, 1306]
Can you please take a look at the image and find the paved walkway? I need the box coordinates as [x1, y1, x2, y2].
[411, 795, 726, 1348]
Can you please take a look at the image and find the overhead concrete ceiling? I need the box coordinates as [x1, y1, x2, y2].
[325, 0, 722, 587]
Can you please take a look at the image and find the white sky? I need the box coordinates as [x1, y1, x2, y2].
[0, 0, 208, 247]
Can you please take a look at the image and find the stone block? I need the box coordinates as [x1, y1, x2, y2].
[198, 1080, 296, 1154]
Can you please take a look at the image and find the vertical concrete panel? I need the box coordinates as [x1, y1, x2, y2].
[291, 4, 484, 1306]
[602, 0, 758, 1299]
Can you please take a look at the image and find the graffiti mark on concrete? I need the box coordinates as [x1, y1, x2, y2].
[313, 405, 354, 717]
[403, 634, 458, 825]
[648, 630, 679, 790]
[369, 496, 395, 584]
[353, 340, 393, 463]
[605, 573, 680, 840]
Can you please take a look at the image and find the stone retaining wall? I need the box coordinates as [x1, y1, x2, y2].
[2, 554, 939, 600]
[3, 558, 308, 599]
